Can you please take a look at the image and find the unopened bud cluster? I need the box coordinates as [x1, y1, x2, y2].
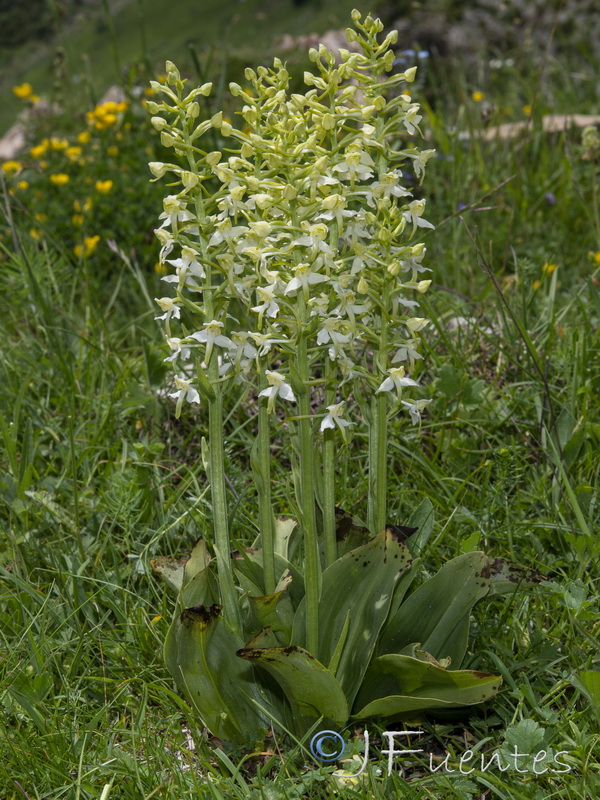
[149, 11, 435, 425]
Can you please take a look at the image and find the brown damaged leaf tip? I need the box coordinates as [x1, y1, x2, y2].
[180, 603, 222, 626]
[386, 524, 418, 542]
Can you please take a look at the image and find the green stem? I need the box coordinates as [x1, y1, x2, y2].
[183, 128, 240, 633]
[322, 345, 336, 567]
[368, 284, 390, 536]
[258, 373, 276, 595]
[296, 295, 320, 655]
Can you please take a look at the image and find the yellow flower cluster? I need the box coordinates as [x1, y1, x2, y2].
[13, 83, 39, 102]
[1, 160, 21, 174]
[95, 179, 113, 194]
[74, 235, 101, 258]
[86, 100, 128, 130]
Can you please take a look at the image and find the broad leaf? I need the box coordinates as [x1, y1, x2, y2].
[150, 557, 186, 595]
[353, 653, 502, 719]
[248, 574, 294, 643]
[293, 528, 412, 708]
[164, 604, 279, 742]
[237, 643, 348, 730]
[378, 552, 544, 667]
[405, 498, 434, 556]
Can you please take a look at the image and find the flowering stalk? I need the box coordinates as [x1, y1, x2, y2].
[149, 9, 436, 654]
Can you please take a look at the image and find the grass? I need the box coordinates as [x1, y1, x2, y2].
[0, 0, 359, 135]
[1, 5, 600, 799]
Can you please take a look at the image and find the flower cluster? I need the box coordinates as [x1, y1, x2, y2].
[150, 11, 434, 433]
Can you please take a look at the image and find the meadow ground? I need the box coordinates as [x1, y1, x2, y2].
[0, 1, 599, 798]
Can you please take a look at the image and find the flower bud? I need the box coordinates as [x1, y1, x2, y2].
[321, 113, 335, 131]
[417, 280, 432, 293]
[244, 68, 256, 81]
[161, 131, 176, 147]
[145, 101, 161, 114]
[412, 243, 426, 257]
[229, 82, 242, 96]
[351, 8, 361, 22]
[149, 162, 168, 178]
[407, 317, 429, 332]
[345, 27, 357, 42]
[199, 82, 213, 96]
[165, 61, 180, 85]
[387, 260, 401, 276]
[187, 102, 200, 120]
[211, 111, 223, 128]
[308, 48, 319, 62]
[151, 116, 168, 131]
[404, 67, 418, 83]
[205, 151, 222, 166]
[357, 276, 369, 294]
[182, 171, 199, 189]
[221, 120, 233, 136]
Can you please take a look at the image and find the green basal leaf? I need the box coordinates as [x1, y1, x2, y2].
[165, 604, 279, 742]
[150, 556, 186, 595]
[248, 574, 294, 643]
[353, 653, 502, 719]
[293, 528, 412, 708]
[378, 552, 545, 667]
[237, 643, 348, 730]
[405, 498, 435, 556]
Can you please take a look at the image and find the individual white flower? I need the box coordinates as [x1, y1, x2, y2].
[169, 375, 200, 418]
[154, 297, 181, 321]
[190, 320, 233, 366]
[317, 318, 352, 357]
[295, 223, 332, 257]
[402, 103, 423, 134]
[392, 340, 423, 367]
[251, 284, 280, 327]
[319, 402, 352, 437]
[402, 398, 431, 424]
[247, 331, 288, 356]
[284, 262, 328, 296]
[164, 337, 191, 363]
[332, 144, 374, 182]
[376, 366, 418, 399]
[362, 170, 411, 207]
[407, 149, 436, 180]
[403, 199, 435, 232]
[158, 195, 197, 233]
[164, 246, 206, 290]
[258, 370, 296, 414]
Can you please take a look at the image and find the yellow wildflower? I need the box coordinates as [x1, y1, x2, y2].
[50, 137, 68, 151]
[532, 280, 541, 291]
[106, 145, 119, 157]
[523, 104, 532, 116]
[154, 262, 167, 276]
[30, 228, 42, 240]
[542, 262, 558, 275]
[50, 173, 70, 186]
[77, 130, 91, 144]
[471, 91, 485, 102]
[2, 160, 22, 174]
[39, 160, 48, 169]
[13, 83, 33, 99]
[74, 235, 101, 258]
[30, 142, 48, 158]
[593, 251, 600, 265]
[72, 214, 85, 226]
[30, 95, 40, 104]
[95, 179, 113, 194]
[35, 212, 48, 222]
[17, 180, 29, 190]
[66, 146, 83, 161]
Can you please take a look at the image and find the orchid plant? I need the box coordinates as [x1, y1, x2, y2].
[149, 11, 544, 745]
